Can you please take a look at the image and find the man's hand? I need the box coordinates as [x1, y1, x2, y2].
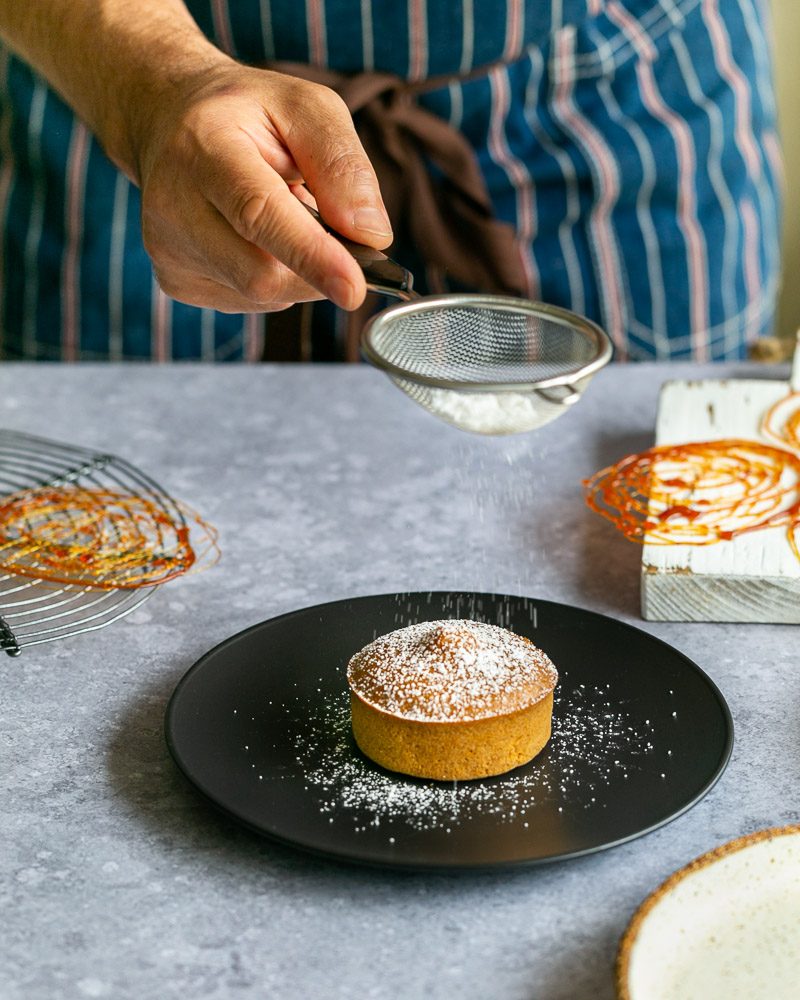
[135, 64, 393, 313]
[0, 0, 392, 313]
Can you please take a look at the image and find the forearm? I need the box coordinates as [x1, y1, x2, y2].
[0, 0, 229, 182]
[0, 0, 391, 313]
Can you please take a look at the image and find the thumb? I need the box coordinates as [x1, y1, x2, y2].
[278, 82, 393, 249]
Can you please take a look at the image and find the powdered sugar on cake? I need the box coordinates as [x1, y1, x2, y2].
[347, 619, 558, 722]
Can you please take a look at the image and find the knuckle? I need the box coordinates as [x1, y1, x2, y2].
[238, 268, 280, 304]
[324, 147, 363, 174]
[236, 260, 319, 307]
[314, 84, 349, 117]
[229, 188, 281, 244]
[282, 240, 318, 283]
[289, 79, 347, 116]
[226, 252, 291, 304]
[322, 148, 376, 190]
[224, 189, 331, 292]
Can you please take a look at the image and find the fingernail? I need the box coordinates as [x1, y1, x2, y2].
[326, 275, 357, 309]
[353, 206, 393, 238]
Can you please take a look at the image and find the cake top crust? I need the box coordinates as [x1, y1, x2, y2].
[346, 619, 558, 723]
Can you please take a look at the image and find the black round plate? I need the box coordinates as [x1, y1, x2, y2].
[165, 592, 733, 870]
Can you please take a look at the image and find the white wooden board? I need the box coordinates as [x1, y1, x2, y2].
[641, 378, 800, 623]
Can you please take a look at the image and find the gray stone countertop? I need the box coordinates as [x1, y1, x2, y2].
[1, 361, 797, 1000]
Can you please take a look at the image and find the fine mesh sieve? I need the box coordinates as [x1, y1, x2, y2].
[308, 205, 612, 435]
[362, 295, 612, 435]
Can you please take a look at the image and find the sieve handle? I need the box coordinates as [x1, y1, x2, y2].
[534, 384, 582, 407]
[302, 203, 415, 300]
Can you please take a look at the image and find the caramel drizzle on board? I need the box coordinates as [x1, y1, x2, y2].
[583, 391, 800, 562]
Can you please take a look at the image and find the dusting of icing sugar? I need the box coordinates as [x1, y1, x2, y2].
[285, 683, 657, 834]
[346, 619, 558, 722]
[424, 388, 560, 435]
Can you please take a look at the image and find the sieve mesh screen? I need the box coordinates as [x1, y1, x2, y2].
[362, 296, 612, 435]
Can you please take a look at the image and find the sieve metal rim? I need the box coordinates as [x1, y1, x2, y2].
[361, 294, 613, 392]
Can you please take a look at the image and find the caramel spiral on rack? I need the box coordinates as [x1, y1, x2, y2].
[584, 439, 800, 561]
[0, 485, 218, 589]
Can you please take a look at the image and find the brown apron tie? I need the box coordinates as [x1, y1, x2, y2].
[262, 62, 527, 360]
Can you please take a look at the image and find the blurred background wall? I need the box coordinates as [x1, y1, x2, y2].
[773, 0, 799, 342]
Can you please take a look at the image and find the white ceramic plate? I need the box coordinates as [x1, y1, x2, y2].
[617, 825, 800, 999]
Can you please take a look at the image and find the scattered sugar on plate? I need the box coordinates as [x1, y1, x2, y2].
[278, 679, 655, 835]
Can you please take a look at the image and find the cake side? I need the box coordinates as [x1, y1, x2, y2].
[346, 619, 558, 781]
[350, 690, 554, 781]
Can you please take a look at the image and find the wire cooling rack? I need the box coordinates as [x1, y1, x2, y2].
[0, 430, 191, 656]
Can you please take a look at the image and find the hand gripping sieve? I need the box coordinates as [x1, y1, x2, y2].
[310, 206, 613, 435]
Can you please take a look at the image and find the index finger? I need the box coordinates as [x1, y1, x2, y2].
[203, 137, 367, 310]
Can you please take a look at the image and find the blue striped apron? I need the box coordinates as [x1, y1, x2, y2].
[0, 0, 782, 361]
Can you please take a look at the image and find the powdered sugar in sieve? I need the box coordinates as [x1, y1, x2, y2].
[415, 387, 565, 436]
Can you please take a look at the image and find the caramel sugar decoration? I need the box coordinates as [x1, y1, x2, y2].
[0, 484, 219, 589]
[583, 438, 800, 559]
[761, 390, 800, 454]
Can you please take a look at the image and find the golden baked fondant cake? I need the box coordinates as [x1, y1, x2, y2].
[346, 619, 558, 781]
